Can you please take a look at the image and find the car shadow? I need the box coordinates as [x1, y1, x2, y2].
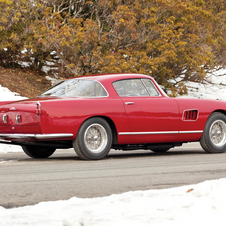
[106, 149, 206, 159]
[15, 148, 206, 162]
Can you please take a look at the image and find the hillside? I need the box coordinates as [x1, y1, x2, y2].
[0, 66, 51, 99]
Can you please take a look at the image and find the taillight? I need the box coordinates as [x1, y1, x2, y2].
[36, 102, 41, 115]
[16, 114, 21, 124]
[3, 114, 7, 123]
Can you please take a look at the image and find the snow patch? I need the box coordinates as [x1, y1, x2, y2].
[0, 179, 226, 225]
[0, 85, 27, 101]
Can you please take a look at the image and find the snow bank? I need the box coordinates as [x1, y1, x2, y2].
[0, 85, 27, 101]
[0, 144, 22, 153]
[0, 179, 226, 226]
[180, 67, 226, 100]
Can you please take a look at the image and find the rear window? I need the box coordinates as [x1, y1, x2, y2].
[41, 79, 108, 97]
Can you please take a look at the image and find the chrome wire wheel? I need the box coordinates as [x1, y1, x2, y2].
[84, 123, 108, 154]
[73, 117, 112, 160]
[209, 120, 226, 147]
[200, 113, 226, 153]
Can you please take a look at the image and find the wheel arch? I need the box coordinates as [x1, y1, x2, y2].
[203, 110, 226, 129]
[212, 110, 226, 116]
[200, 111, 226, 153]
[81, 116, 118, 145]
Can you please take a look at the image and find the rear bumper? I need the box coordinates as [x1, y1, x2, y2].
[0, 133, 73, 140]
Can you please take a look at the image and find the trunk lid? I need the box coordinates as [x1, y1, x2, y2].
[0, 100, 40, 126]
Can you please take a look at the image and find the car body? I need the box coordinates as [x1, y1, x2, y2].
[0, 73, 226, 160]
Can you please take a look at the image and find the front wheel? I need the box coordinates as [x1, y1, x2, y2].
[200, 112, 226, 153]
[73, 117, 112, 160]
[22, 146, 56, 158]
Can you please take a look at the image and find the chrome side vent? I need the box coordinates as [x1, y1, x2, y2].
[183, 110, 198, 121]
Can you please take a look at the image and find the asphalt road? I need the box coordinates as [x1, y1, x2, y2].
[1, 142, 226, 208]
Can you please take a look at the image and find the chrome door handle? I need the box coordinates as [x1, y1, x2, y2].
[125, 102, 134, 105]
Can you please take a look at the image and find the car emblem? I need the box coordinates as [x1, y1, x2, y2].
[10, 107, 16, 111]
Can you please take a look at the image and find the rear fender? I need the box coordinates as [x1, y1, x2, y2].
[0, 101, 14, 106]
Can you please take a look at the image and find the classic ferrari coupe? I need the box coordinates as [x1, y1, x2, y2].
[0, 73, 226, 160]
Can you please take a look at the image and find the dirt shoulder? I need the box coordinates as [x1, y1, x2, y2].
[0, 66, 51, 99]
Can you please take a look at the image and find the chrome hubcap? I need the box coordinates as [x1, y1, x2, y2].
[84, 123, 108, 153]
[209, 120, 226, 147]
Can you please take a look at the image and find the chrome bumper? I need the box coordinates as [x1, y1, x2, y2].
[0, 133, 73, 140]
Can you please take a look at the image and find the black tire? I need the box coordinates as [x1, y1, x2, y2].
[151, 147, 170, 153]
[22, 146, 56, 158]
[200, 112, 226, 153]
[73, 117, 112, 160]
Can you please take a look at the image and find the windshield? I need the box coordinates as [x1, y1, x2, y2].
[41, 79, 108, 97]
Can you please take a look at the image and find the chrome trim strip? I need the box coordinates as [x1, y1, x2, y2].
[179, 130, 203, 134]
[119, 131, 178, 135]
[35, 134, 74, 139]
[119, 130, 203, 135]
[0, 139, 11, 143]
[0, 133, 73, 140]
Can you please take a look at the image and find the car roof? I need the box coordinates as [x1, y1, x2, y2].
[71, 73, 152, 83]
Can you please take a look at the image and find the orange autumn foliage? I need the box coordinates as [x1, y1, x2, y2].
[0, 0, 226, 95]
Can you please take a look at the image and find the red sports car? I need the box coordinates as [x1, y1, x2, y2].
[0, 73, 226, 160]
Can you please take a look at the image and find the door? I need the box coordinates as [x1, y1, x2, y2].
[113, 78, 180, 144]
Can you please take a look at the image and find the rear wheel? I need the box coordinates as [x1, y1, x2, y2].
[73, 117, 112, 160]
[200, 112, 226, 153]
[22, 146, 56, 158]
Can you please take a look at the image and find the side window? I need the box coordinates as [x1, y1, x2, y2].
[113, 79, 149, 97]
[142, 79, 160, 96]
